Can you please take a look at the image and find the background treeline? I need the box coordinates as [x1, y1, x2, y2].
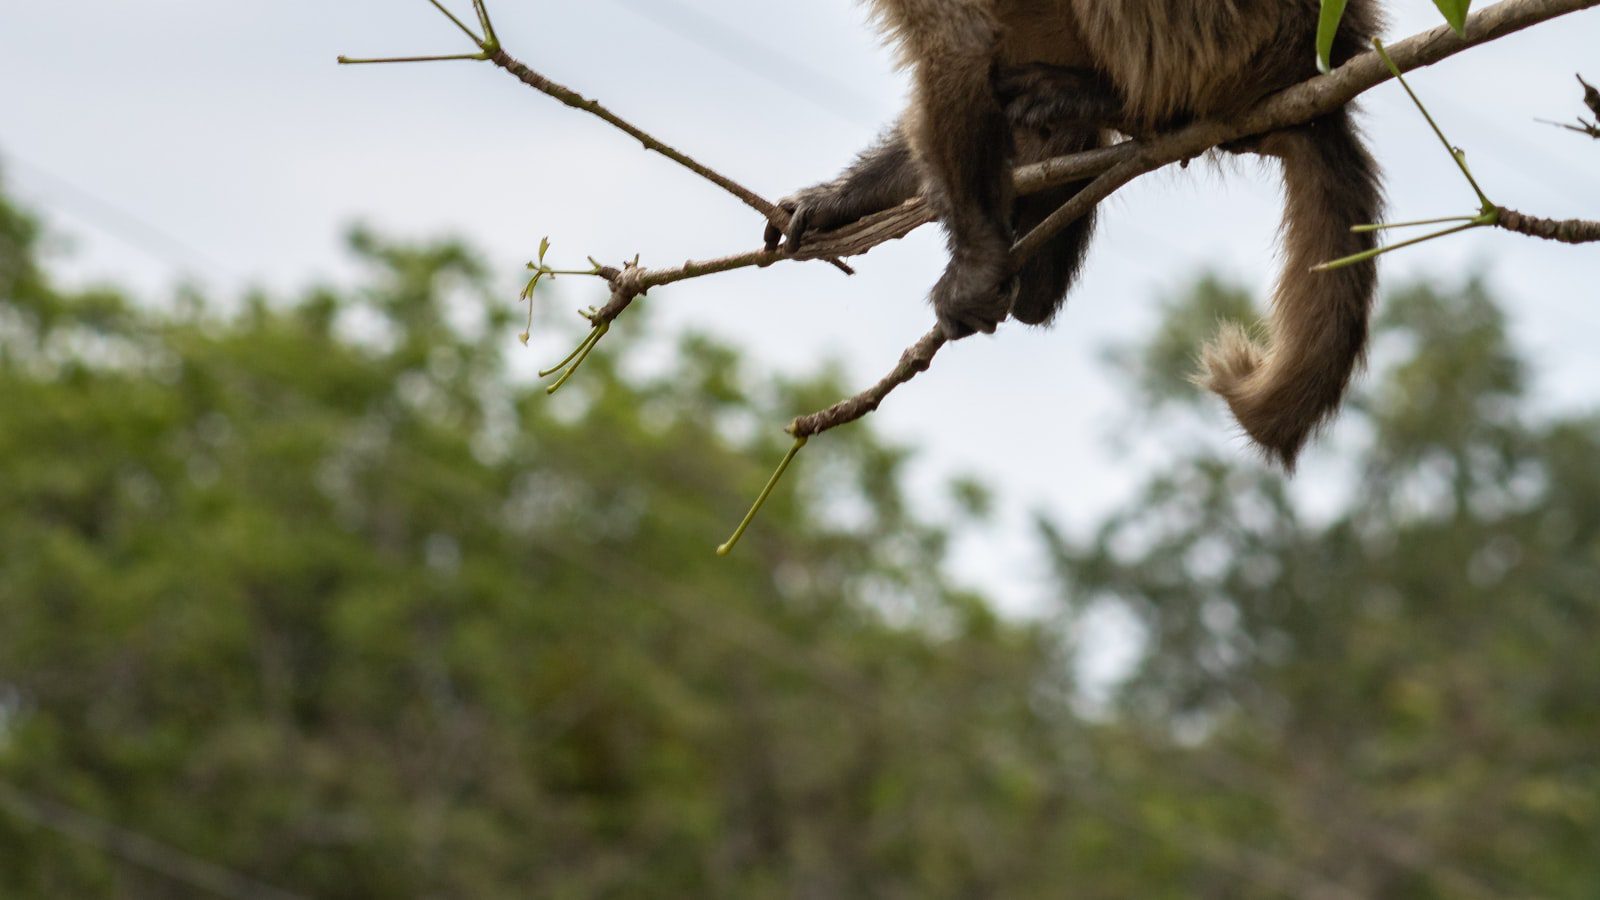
[0, 180, 1596, 898]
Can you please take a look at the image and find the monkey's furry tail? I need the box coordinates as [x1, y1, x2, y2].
[1198, 111, 1383, 471]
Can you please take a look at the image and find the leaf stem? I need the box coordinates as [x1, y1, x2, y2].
[1351, 215, 1478, 233]
[1373, 39, 1494, 210]
[539, 327, 602, 378]
[425, 0, 486, 45]
[338, 53, 487, 65]
[545, 322, 610, 394]
[472, 0, 500, 50]
[717, 437, 808, 557]
[1314, 219, 1487, 271]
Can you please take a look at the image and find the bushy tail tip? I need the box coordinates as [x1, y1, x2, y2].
[1195, 325, 1307, 471]
[1196, 323, 1263, 397]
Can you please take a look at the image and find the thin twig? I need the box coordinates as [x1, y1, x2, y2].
[788, 329, 947, 438]
[1373, 38, 1494, 210]
[488, 50, 773, 217]
[1495, 206, 1600, 243]
[1012, 155, 1157, 264]
[779, 160, 1154, 443]
[1539, 117, 1600, 137]
[1539, 73, 1600, 137]
[485, 48, 852, 276]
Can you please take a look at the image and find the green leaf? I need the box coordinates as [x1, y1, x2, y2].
[1316, 0, 1349, 75]
[1433, 0, 1471, 35]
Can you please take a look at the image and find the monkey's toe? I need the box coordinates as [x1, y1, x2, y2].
[764, 198, 799, 252]
[783, 202, 814, 252]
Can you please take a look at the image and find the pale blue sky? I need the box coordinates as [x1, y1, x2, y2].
[3, 1, 1598, 609]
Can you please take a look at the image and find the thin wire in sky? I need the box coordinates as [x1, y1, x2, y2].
[0, 149, 228, 284]
[598, 0, 885, 130]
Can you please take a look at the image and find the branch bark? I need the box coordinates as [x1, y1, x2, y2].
[1496, 207, 1600, 243]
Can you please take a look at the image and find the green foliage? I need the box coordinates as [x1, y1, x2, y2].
[1434, 0, 1473, 35]
[1316, 0, 1350, 74]
[2, 176, 1597, 897]
[0, 184, 1086, 898]
[1044, 276, 1600, 898]
[1317, 0, 1473, 71]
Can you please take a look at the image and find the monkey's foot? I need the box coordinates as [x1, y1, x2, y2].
[931, 255, 1014, 340]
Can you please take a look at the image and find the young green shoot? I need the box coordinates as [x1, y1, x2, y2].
[1350, 215, 1479, 234]
[542, 322, 609, 395]
[472, 0, 501, 53]
[717, 437, 808, 557]
[338, 0, 498, 66]
[1377, 39, 1494, 213]
[519, 237, 606, 347]
[338, 54, 488, 65]
[1313, 219, 1490, 272]
[426, 0, 485, 44]
[1316, 39, 1502, 272]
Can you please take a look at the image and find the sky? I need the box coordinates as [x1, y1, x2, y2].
[3, 0, 1598, 612]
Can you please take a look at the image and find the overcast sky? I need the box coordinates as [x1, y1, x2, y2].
[3, 1, 1597, 610]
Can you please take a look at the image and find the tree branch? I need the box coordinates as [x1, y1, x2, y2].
[788, 329, 947, 438]
[1495, 207, 1600, 243]
[786, 0, 1599, 437]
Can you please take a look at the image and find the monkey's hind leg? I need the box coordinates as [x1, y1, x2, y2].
[882, 1, 1016, 339]
[1008, 129, 1102, 327]
[994, 64, 1133, 137]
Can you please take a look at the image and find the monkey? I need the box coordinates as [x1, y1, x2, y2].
[765, 0, 1384, 470]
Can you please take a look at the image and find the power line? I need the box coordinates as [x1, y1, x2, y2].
[0, 149, 229, 284]
[598, 0, 884, 129]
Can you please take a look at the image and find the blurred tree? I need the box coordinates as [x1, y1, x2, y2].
[1044, 277, 1600, 898]
[0, 182, 1079, 898]
[3, 173, 1598, 898]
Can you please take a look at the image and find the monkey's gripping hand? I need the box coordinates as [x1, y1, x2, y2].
[765, 127, 923, 254]
[930, 241, 1015, 340]
[763, 184, 872, 255]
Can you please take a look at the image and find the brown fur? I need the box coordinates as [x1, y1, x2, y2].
[775, 0, 1385, 468]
